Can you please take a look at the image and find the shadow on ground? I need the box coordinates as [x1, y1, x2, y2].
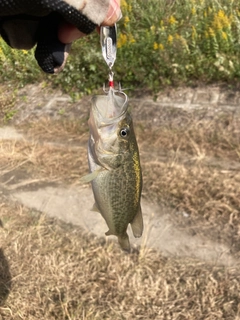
[0, 248, 11, 305]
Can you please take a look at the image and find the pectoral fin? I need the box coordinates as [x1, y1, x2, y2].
[130, 206, 143, 238]
[79, 169, 102, 183]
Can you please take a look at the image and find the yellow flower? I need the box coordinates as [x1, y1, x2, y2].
[124, 16, 130, 27]
[192, 26, 197, 39]
[168, 35, 174, 43]
[159, 43, 164, 51]
[159, 20, 165, 31]
[129, 34, 135, 43]
[212, 10, 231, 31]
[22, 50, 28, 55]
[128, 5, 132, 12]
[153, 42, 164, 51]
[153, 42, 159, 50]
[221, 31, 227, 40]
[121, 0, 127, 8]
[218, 10, 225, 19]
[117, 33, 127, 48]
[150, 25, 156, 33]
[219, 10, 231, 28]
[208, 27, 215, 37]
[191, 7, 196, 15]
[168, 15, 177, 25]
[175, 33, 180, 40]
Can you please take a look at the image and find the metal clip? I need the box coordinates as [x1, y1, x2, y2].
[100, 24, 117, 70]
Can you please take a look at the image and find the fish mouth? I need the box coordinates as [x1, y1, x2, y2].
[91, 87, 128, 124]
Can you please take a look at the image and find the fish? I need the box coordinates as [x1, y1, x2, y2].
[81, 87, 143, 251]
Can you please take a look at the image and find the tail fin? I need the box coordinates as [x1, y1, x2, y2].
[105, 230, 130, 251]
[118, 233, 130, 251]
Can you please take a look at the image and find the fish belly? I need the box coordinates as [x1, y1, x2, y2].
[91, 165, 140, 238]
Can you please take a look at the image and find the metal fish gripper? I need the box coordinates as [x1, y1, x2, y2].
[100, 24, 117, 88]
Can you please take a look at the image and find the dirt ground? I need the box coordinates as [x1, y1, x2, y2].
[0, 83, 240, 319]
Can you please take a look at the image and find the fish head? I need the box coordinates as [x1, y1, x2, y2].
[89, 88, 133, 167]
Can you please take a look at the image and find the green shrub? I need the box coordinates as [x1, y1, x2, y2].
[0, 38, 41, 85]
[117, 0, 240, 90]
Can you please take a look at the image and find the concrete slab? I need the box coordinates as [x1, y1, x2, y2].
[12, 185, 238, 267]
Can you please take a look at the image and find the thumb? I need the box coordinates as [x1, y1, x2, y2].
[102, 0, 122, 26]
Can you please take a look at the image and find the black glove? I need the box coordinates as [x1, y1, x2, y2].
[0, 0, 111, 73]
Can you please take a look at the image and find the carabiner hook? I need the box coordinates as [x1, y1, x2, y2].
[100, 24, 117, 88]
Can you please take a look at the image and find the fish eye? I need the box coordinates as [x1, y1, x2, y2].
[119, 127, 129, 138]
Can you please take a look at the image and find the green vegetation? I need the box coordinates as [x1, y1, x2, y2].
[3, 109, 17, 123]
[0, 0, 240, 94]
[118, 0, 240, 89]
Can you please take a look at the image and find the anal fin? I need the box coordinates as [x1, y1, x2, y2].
[91, 202, 100, 213]
[105, 229, 114, 236]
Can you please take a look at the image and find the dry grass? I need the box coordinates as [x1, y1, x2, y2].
[0, 138, 88, 186]
[134, 106, 240, 249]
[135, 106, 240, 161]
[0, 199, 240, 320]
[18, 117, 89, 144]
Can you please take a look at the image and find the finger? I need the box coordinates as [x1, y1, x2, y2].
[102, 0, 122, 26]
[58, 0, 121, 44]
[35, 13, 71, 74]
[58, 21, 85, 44]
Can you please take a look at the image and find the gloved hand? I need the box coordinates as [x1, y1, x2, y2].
[0, 0, 121, 73]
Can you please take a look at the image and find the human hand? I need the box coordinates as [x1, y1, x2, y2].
[0, 0, 121, 73]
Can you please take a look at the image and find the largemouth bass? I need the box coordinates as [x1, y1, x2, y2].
[82, 87, 143, 251]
